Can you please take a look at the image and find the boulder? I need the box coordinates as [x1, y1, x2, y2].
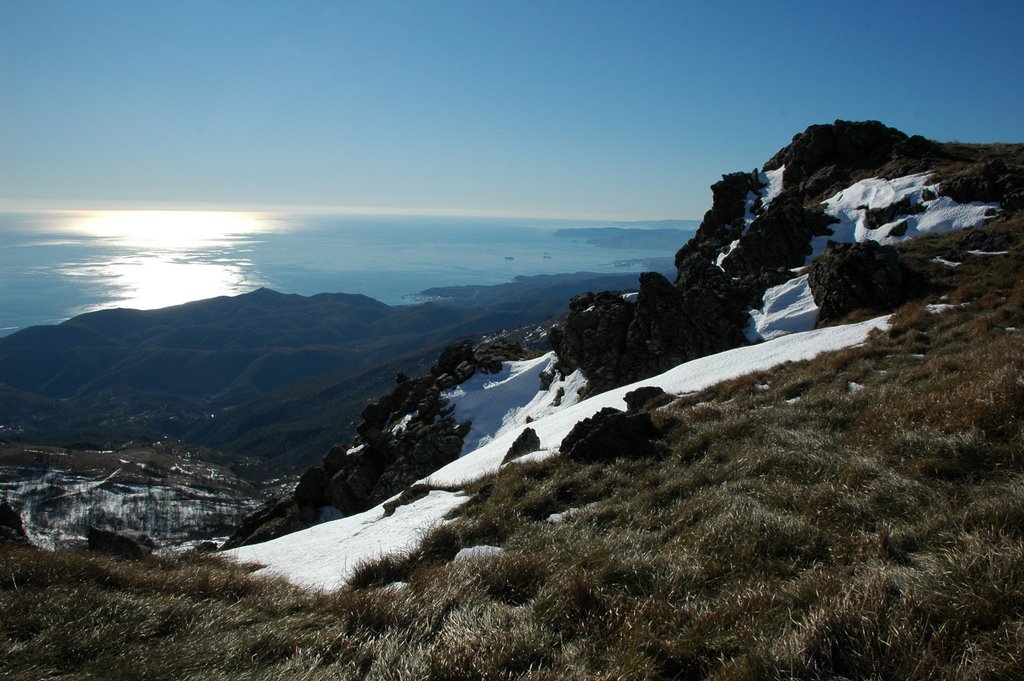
[808, 240, 905, 323]
[502, 427, 541, 464]
[624, 386, 671, 413]
[87, 526, 159, 559]
[559, 408, 661, 463]
[0, 501, 29, 543]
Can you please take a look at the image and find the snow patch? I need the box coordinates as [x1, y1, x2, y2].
[812, 174, 998, 261]
[454, 545, 504, 561]
[224, 490, 468, 591]
[745, 274, 819, 342]
[444, 354, 558, 455]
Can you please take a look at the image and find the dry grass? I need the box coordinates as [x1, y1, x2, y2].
[3, 218, 1024, 679]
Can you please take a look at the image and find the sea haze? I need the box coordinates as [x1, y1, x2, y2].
[0, 211, 696, 336]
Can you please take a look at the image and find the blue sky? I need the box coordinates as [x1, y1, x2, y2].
[2, 0, 1023, 220]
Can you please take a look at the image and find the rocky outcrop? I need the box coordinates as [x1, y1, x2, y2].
[0, 501, 29, 543]
[553, 271, 748, 394]
[762, 120, 939, 200]
[551, 121, 958, 398]
[502, 427, 541, 464]
[559, 408, 661, 463]
[808, 241, 905, 323]
[87, 526, 159, 559]
[224, 339, 529, 549]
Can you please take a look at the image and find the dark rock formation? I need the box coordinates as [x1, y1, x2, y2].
[762, 120, 933, 199]
[87, 526, 159, 559]
[502, 427, 541, 464]
[0, 501, 29, 543]
[808, 241, 905, 324]
[559, 408, 661, 463]
[553, 291, 634, 392]
[221, 495, 305, 550]
[551, 121, 950, 401]
[717, 196, 839, 279]
[624, 386, 671, 413]
[553, 271, 748, 394]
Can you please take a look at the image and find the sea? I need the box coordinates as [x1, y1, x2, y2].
[0, 210, 695, 337]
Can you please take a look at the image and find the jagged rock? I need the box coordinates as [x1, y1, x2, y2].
[674, 172, 760, 277]
[624, 386, 671, 413]
[329, 446, 391, 515]
[763, 120, 915, 198]
[552, 291, 634, 392]
[502, 427, 541, 464]
[559, 407, 661, 463]
[721, 196, 839, 278]
[221, 495, 307, 550]
[553, 271, 750, 394]
[87, 526, 158, 559]
[0, 501, 29, 543]
[808, 241, 905, 323]
[431, 340, 476, 377]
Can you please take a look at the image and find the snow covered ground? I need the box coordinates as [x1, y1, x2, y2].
[225, 314, 889, 589]
[744, 173, 999, 341]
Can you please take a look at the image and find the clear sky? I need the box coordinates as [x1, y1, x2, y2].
[2, 0, 1023, 220]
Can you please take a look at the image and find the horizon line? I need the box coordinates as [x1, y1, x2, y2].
[0, 198, 699, 223]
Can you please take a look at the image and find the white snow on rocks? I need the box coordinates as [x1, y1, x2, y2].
[444, 353, 574, 456]
[717, 166, 785, 268]
[744, 173, 999, 339]
[745, 274, 818, 342]
[811, 173, 998, 261]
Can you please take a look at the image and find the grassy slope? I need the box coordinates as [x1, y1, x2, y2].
[2, 218, 1022, 680]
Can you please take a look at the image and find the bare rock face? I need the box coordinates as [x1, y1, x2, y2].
[0, 501, 29, 543]
[808, 241, 905, 324]
[87, 526, 159, 559]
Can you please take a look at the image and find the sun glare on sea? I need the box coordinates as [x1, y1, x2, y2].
[73, 210, 268, 247]
[61, 210, 275, 312]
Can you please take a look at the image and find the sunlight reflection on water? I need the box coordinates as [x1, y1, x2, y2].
[61, 210, 276, 314]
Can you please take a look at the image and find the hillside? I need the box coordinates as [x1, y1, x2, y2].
[1, 120, 1022, 679]
[0, 270, 659, 469]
